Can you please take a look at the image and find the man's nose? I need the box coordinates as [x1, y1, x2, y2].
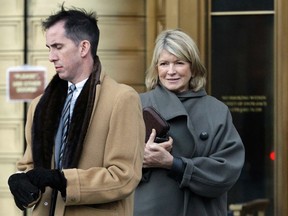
[48, 51, 57, 62]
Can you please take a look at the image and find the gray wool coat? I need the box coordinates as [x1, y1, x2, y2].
[134, 85, 245, 216]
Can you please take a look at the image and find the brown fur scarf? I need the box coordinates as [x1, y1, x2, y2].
[32, 57, 101, 169]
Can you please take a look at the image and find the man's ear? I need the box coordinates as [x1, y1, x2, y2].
[80, 40, 91, 57]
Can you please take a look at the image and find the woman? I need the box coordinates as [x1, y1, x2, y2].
[134, 29, 245, 216]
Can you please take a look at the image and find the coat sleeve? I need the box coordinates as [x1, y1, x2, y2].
[17, 96, 41, 172]
[63, 86, 145, 205]
[178, 105, 245, 198]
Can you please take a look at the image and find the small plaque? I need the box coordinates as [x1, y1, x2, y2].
[7, 65, 46, 101]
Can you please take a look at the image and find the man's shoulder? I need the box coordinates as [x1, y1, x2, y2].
[100, 73, 139, 101]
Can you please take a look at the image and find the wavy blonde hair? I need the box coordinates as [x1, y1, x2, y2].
[145, 29, 206, 91]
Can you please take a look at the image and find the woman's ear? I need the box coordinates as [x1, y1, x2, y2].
[80, 40, 91, 57]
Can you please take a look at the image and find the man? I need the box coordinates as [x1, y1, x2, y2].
[8, 5, 145, 216]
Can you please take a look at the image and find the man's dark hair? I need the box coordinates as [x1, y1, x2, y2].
[42, 4, 99, 60]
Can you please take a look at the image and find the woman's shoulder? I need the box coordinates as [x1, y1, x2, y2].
[202, 95, 229, 112]
[139, 91, 153, 107]
[139, 90, 153, 98]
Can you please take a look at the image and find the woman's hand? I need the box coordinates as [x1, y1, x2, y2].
[143, 129, 174, 169]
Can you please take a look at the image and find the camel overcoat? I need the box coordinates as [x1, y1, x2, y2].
[17, 72, 145, 216]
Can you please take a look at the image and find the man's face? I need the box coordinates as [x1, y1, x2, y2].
[45, 21, 83, 83]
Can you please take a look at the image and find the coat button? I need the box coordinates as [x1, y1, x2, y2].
[200, 132, 209, 140]
[44, 201, 49, 206]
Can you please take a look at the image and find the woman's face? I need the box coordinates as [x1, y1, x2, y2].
[157, 49, 192, 93]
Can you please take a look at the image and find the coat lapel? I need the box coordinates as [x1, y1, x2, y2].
[149, 85, 188, 121]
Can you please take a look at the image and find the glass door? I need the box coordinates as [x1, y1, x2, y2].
[209, 0, 274, 214]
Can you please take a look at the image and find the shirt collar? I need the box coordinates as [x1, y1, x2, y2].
[68, 78, 88, 91]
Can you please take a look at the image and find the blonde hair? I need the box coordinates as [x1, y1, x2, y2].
[145, 29, 206, 91]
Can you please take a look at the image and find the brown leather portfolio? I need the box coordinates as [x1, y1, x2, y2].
[143, 106, 170, 143]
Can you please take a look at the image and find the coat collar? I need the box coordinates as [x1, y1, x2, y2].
[149, 84, 207, 121]
[32, 56, 102, 169]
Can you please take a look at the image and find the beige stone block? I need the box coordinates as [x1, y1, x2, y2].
[99, 51, 145, 85]
[28, 0, 145, 16]
[27, 17, 46, 51]
[0, 18, 24, 51]
[0, 0, 24, 16]
[0, 156, 23, 189]
[0, 52, 24, 88]
[0, 120, 24, 154]
[0, 88, 24, 119]
[98, 17, 145, 51]
[0, 193, 23, 216]
[28, 51, 54, 82]
[28, 16, 146, 52]
[1, 160, 23, 215]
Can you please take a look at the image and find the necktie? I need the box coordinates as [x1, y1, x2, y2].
[59, 84, 76, 168]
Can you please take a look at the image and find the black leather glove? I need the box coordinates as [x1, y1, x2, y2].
[26, 167, 67, 197]
[8, 173, 40, 210]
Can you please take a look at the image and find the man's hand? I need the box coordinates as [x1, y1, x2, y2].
[26, 167, 67, 197]
[8, 173, 40, 210]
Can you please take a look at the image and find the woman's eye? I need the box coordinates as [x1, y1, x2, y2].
[159, 62, 168, 66]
